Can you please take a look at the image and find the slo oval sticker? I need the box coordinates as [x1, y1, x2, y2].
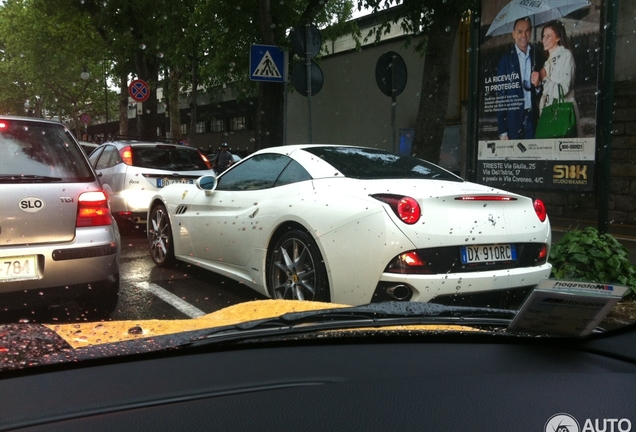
[19, 197, 46, 213]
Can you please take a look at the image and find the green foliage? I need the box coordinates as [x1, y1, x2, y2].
[0, 0, 111, 134]
[354, 0, 476, 53]
[550, 227, 636, 294]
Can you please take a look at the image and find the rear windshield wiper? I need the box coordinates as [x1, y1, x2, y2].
[0, 174, 63, 183]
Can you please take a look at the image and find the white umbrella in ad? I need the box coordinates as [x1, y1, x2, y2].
[486, 0, 592, 37]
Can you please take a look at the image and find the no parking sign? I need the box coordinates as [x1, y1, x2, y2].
[128, 79, 150, 102]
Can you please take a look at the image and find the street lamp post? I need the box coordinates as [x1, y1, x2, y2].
[80, 66, 90, 139]
[103, 60, 109, 140]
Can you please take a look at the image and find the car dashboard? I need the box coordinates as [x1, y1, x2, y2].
[1, 329, 635, 432]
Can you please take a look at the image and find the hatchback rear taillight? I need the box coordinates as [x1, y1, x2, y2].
[119, 146, 133, 165]
[199, 151, 212, 170]
[77, 191, 112, 227]
[372, 194, 421, 224]
[533, 199, 547, 222]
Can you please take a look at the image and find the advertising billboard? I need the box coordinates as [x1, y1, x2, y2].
[477, 0, 601, 191]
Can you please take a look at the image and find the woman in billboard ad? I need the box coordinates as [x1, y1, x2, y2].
[532, 19, 583, 138]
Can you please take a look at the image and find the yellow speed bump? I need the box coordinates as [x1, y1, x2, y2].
[46, 299, 481, 349]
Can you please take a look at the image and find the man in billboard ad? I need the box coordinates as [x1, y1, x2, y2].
[477, 0, 600, 192]
[495, 16, 537, 141]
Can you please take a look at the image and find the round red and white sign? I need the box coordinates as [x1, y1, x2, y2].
[128, 79, 150, 102]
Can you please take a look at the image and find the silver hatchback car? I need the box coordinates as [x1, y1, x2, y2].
[88, 141, 215, 227]
[0, 116, 120, 318]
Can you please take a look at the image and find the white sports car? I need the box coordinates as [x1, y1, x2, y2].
[147, 145, 551, 308]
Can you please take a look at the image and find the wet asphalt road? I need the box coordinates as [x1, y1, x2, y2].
[0, 226, 264, 324]
[110, 226, 265, 322]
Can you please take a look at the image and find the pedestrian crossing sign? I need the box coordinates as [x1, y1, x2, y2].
[250, 44, 285, 82]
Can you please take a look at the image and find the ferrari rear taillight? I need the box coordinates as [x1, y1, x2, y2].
[538, 244, 547, 260]
[372, 194, 421, 224]
[535, 244, 548, 265]
[533, 199, 547, 222]
[385, 251, 432, 274]
[77, 191, 112, 227]
[119, 146, 133, 165]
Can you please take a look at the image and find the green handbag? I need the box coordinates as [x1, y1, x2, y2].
[535, 84, 577, 139]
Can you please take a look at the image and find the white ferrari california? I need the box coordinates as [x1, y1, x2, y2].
[147, 145, 551, 308]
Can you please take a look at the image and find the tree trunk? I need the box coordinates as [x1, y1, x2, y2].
[255, 82, 284, 149]
[412, 3, 462, 163]
[168, 68, 182, 143]
[134, 51, 159, 141]
[255, 0, 284, 149]
[188, 55, 199, 145]
[119, 71, 129, 138]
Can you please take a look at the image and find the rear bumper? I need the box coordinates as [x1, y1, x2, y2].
[0, 225, 120, 302]
[115, 211, 148, 225]
[109, 189, 155, 221]
[374, 263, 552, 309]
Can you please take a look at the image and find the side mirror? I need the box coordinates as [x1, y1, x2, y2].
[195, 175, 217, 192]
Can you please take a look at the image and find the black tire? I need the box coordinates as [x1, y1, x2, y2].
[148, 204, 176, 267]
[267, 230, 330, 302]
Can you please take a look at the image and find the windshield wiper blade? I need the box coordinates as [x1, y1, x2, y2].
[239, 302, 514, 329]
[0, 174, 63, 182]
[184, 303, 517, 348]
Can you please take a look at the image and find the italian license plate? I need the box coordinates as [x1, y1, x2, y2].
[157, 178, 193, 187]
[461, 244, 516, 264]
[1, 255, 38, 281]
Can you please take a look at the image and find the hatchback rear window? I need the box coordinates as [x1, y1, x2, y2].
[0, 119, 94, 182]
[131, 145, 209, 170]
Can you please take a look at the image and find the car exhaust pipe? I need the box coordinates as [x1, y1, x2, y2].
[385, 284, 412, 301]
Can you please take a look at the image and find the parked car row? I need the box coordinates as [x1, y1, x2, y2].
[0, 116, 221, 319]
[0, 116, 551, 317]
